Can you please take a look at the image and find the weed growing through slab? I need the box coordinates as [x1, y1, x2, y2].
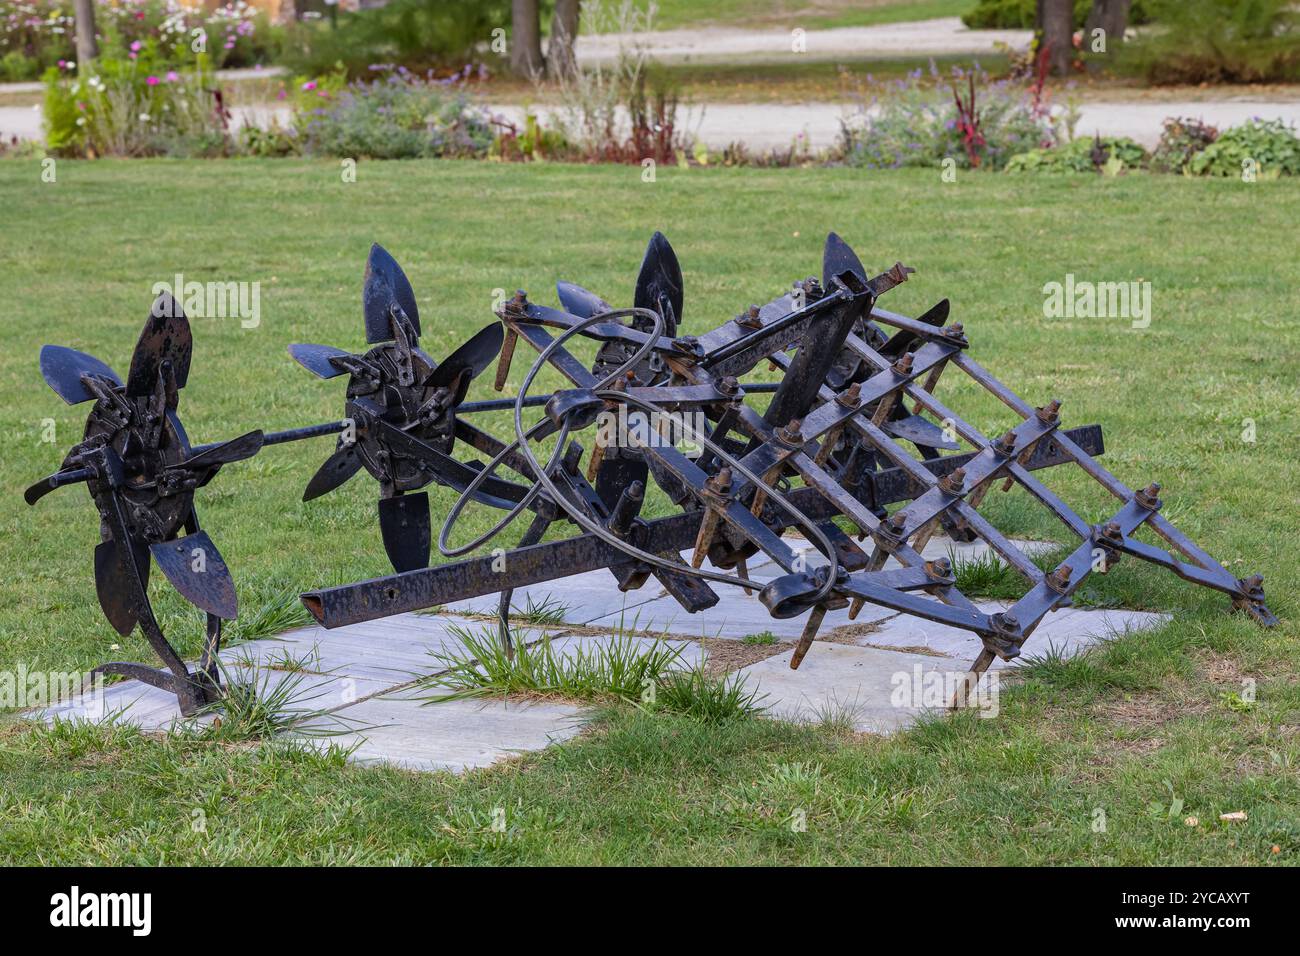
[741, 630, 778, 646]
[188, 659, 359, 743]
[423, 623, 763, 721]
[512, 594, 573, 627]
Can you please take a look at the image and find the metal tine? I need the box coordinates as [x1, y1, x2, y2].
[303, 442, 363, 501]
[633, 231, 683, 334]
[556, 280, 613, 318]
[150, 529, 238, 620]
[363, 242, 421, 344]
[125, 293, 192, 398]
[39, 344, 123, 405]
[379, 491, 432, 572]
[424, 323, 504, 390]
[288, 342, 353, 379]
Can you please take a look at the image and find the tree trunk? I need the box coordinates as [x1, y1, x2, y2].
[548, 0, 581, 81]
[1040, 0, 1074, 76]
[1084, 0, 1131, 72]
[73, 0, 98, 66]
[511, 0, 545, 79]
[1086, 0, 1132, 43]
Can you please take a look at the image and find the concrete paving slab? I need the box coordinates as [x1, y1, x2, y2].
[297, 692, 587, 773]
[862, 601, 1169, 669]
[738, 643, 987, 734]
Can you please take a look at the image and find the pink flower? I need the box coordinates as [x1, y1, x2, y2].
[301, 80, 316, 91]
[146, 75, 159, 86]
[130, 41, 142, 52]
[166, 71, 179, 82]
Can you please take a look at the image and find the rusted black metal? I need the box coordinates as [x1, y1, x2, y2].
[302, 230, 1276, 710]
[28, 232, 1275, 718]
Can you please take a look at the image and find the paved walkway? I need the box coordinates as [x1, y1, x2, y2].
[575, 17, 1032, 65]
[32, 536, 1168, 772]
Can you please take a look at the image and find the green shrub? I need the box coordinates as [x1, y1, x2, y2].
[279, 0, 510, 79]
[1006, 135, 1148, 174]
[1118, 0, 1300, 84]
[42, 55, 234, 158]
[963, 0, 1152, 30]
[1149, 116, 1218, 173]
[292, 68, 495, 160]
[1186, 119, 1300, 178]
[839, 66, 1059, 171]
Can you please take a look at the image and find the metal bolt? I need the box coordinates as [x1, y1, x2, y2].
[1045, 566, 1071, 592]
[1036, 399, 1062, 423]
[942, 322, 965, 339]
[1102, 521, 1123, 540]
[835, 382, 862, 407]
[995, 431, 1017, 455]
[776, 418, 804, 445]
[507, 289, 528, 314]
[1135, 482, 1162, 509]
[892, 353, 914, 375]
[736, 305, 762, 329]
[718, 375, 740, 397]
[939, 466, 966, 495]
[705, 467, 732, 496]
[925, 557, 953, 580]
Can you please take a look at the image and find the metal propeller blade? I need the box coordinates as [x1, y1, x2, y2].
[634, 231, 684, 331]
[378, 491, 432, 572]
[556, 281, 613, 319]
[94, 536, 151, 637]
[150, 530, 238, 619]
[823, 231, 868, 288]
[363, 243, 420, 344]
[126, 293, 192, 398]
[180, 430, 265, 471]
[424, 323, 505, 391]
[39, 345, 124, 405]
[880, 299, 950, 357]
[288, 343, 353, 379]
[303, 442, 363, 502]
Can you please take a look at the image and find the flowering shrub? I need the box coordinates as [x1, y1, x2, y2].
[1, 0, 273, 81]
[1, 1, 74, 80]
[43, 53, 233, 157]
[838, 66, 1059, 171]
[1150, 116, 1219, 173]
[291, 67, 495, 160]
[1186, 119, 1300, 178]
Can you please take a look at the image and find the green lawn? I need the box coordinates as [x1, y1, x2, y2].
[0, 159, 1298, 865]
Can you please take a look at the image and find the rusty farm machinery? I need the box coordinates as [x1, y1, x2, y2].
[26, 234, 1278, 715]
